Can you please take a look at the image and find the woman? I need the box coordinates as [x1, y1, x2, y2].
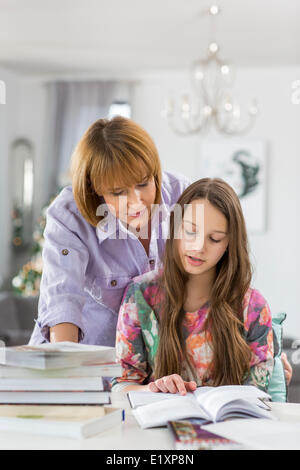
[29, 116, 190, 346]
[112, 178, 286, 393]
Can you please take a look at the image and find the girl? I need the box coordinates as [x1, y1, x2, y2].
[112, 178, 276, 394]
[29, 116, 190, 346]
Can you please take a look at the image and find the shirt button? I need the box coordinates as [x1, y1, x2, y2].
[110, 280, 117, 287]
[62, 249, 69, 256]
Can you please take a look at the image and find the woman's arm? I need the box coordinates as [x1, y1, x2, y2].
[33, 195, 90, 344]
[281, 352, 293, 385]
[50, 323, 79, 343]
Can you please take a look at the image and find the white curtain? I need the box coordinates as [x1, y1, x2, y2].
[44, 81, 122, 198]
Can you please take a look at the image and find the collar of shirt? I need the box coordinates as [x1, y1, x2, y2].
[96, 197, 170, 245]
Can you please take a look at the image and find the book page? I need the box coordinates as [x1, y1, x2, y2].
[128, 386, 214, 409]
[6, 343, 114, 353]
[217, 399, 273, 421]
[128, 390, 188, 408]
[132, 395, 211, 428]
[194, 385, 270, 422]
[3, 343, 117, 370]
[192, 387, 214, 399]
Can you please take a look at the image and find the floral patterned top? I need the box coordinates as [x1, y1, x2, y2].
[111, 270, 274, 392]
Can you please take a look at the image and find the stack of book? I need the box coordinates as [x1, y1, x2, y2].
[0, 342, 124, 438]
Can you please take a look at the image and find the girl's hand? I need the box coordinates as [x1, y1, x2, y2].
[148, 374, 197, 396]
[281, 352, 293, 385]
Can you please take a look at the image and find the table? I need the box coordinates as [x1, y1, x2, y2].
[0, 393, 300, 450]
[0, 392, 173, 450]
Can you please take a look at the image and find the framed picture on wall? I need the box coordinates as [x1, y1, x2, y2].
[198, 140, 267, 233]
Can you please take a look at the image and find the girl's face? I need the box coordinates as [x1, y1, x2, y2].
[101, 174, 156, 230]
[177, 198, 229, 276]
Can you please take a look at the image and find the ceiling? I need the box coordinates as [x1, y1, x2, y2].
[0, 0, 299, 76]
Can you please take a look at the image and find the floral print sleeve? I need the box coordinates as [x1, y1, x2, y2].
[243, 289, 274, 392]
[111, 277, 157, 388]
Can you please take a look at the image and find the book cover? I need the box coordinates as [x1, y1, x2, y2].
[1, 342, 116, 370]
[0, 391, 111, 405]
[168, 419, 242, 450]
[0, 376, 104, 391]
[0, 405, 125, 439]
[0, 362, 122, 379]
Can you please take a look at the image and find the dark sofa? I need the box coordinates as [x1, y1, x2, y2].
[283, 337, 300, 403]
[0, 291, 38, 346]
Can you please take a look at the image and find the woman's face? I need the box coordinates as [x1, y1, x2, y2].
[101, 174, 156, 231]
[177, 198, 229, 276]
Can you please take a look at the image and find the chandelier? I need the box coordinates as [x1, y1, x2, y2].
[162, 5, 258, 136]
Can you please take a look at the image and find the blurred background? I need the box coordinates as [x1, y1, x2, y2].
[0, 0, 299, 359]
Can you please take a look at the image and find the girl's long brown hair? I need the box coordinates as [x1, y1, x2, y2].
[155, 178, 252, 386]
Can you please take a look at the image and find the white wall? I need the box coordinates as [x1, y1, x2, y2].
[132, 66, 300, 339]
[0, 67, 20, 286]
[16, 79, 48, 222]
[0, 69, 47, 286]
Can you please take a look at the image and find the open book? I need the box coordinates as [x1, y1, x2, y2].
[128, 385, 273, 429]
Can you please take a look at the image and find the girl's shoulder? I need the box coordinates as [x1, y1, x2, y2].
[243, 286, 268, 308]
[130, 269, 162, 292]
[123, 269, 163, 307]
[243, 287, 272, 329]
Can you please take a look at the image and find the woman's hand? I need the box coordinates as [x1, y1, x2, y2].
[281, 352, 293, 385]
[148, 374, 197, 396]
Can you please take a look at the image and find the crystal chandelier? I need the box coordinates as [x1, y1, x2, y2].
[162, 5, 258, 136]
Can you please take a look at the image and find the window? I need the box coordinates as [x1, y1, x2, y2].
[108, 101, 131, 119]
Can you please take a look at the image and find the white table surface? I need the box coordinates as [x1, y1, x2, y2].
[0, 393, 300, 450]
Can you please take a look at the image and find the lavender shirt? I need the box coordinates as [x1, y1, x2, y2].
[29, 171, 191, 346]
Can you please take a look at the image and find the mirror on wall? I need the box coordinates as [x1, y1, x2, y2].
[10, 138, 34, 251]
